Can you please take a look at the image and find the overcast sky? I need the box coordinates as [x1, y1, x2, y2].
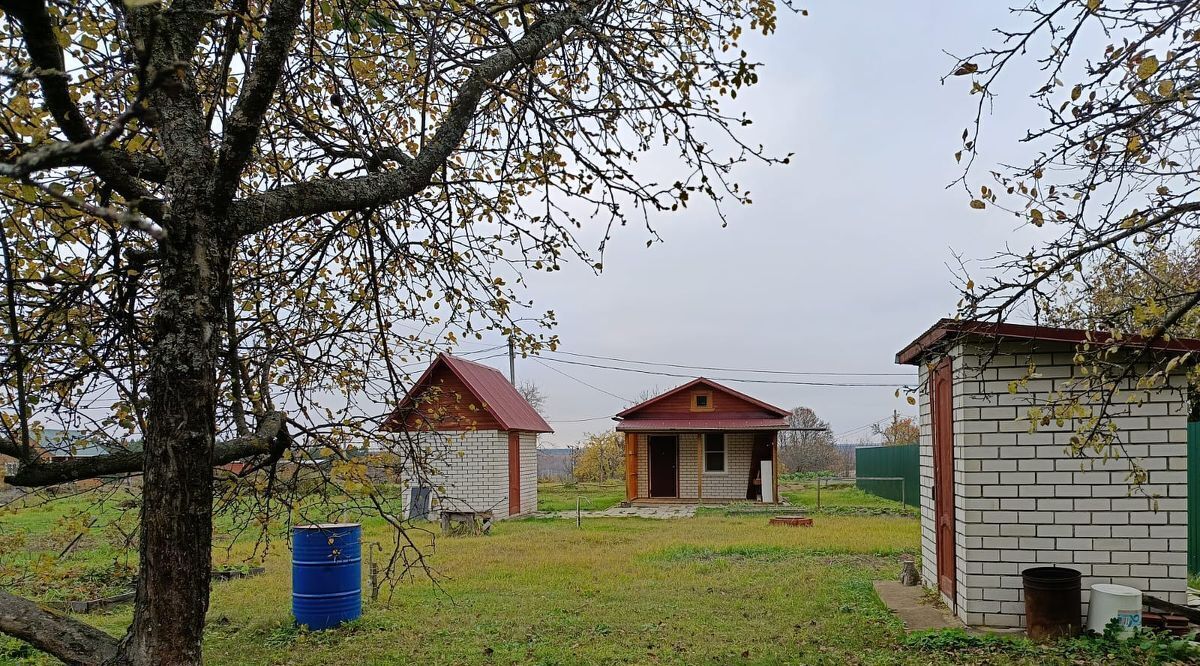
[443, 2, 1055, 447]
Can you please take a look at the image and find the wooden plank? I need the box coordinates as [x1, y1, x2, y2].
[625, 432, 638, 500]
[507, 431, 521, 516]
[396, 365, 504, 431]
[771, 432, 779, 504]
[1144, 595, 1200, 624]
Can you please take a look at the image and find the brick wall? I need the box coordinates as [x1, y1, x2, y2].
[633, 432, 754, 500]
[918, 340, 1189, 628]
[519, 431, 538, 515]
[400, 429, 538, 519]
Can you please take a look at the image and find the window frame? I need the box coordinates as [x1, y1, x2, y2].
[690, 390, 715, 412]
[702, 433, 727, 474]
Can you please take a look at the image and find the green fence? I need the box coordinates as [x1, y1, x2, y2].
[1189, 421, 1200, 575]
[855, 444, 919, 507]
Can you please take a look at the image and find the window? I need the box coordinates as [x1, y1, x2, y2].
[703, 433, 726, 473]
[691, 390, 714, 412]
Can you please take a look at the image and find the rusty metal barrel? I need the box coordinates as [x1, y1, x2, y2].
[1022, 566, 1081, 640]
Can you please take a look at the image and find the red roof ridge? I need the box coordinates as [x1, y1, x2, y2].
[615, 377, 789, 420]
[897, 317, 1200, 365]
[382, 352, 552, 433]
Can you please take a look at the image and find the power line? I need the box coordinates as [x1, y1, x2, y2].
[546, 415, 614, 423]
[532, 358, 632, 403]
[536, 355, 911, 388]
[546, 349, 913, 377]
[468, 352, 509, 363]
[460, 344, 507, 356]
[834, 415, 893, 439]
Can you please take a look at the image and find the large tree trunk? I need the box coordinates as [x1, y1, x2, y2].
[120, 216, 226, 664]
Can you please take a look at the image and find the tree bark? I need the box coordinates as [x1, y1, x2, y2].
[0, 589, 118, 665]
[2, 412, 285, 487]
[119, 215, 226, 664]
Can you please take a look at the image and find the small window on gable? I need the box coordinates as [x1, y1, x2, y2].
[704, 433, 726, 473]
[691, 391, 714, 412]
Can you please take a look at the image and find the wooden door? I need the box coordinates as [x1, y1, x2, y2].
[932, 357, 956, 603]
[648, 435, 678, 498]
[507, 432, 521, 516]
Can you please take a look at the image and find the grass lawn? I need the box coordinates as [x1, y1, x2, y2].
[2, 493, 1186, 665]
[537, 480, 626, 512]
[779, 480, 916, 516]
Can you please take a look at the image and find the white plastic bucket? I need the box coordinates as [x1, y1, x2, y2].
[1086, 583, 1142, 636]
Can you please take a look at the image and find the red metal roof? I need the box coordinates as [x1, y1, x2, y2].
[383, 353, 553, 433]
[615, 418, 789, 432]
[615, 377, 789, 419]
[896, 318, 1200, 366]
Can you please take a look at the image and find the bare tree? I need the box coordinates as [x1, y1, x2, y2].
[517, 380, 547, 416]
[0, 0, 794, 662]
[946, 2, 1200, 477]
[777, 406, 840, 473]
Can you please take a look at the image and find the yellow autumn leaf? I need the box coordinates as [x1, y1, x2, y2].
[1030, 209, 1044, 226]
[1126, 134, 1142, 153]
[969, 199, 986, 209]
[1158, 79, 1175, 96]
[1087, 0, 1100, 10]
[1137, 56, 1159, 81]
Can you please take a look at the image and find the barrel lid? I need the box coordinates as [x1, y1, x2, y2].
[1091, 583, 1141, 596]
[294, 523, 360, 530]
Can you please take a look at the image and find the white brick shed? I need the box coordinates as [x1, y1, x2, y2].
[897, 319, 1193, 628]
[381, 353, 551, 519]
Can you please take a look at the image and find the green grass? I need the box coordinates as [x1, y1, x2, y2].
[3, 488, 1151, 665]
[779, 481, 916, 516]
[536, 480, 626, 512]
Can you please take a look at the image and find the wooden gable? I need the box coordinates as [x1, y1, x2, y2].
[618, 379, 788, 420]
[393, 363, 503, 432]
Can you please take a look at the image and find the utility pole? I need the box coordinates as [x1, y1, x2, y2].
[508, 336, 516, 386]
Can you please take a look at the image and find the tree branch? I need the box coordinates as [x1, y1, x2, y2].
[0, 0, 165, 220]
[2, 412, 286, 487]
[212, 0, 305, 205]
[0, 588, 118, 666]
[229, 0, 601, 236]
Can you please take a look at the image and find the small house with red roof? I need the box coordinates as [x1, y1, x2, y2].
[615, 378, 789, 504]
[898, 318, 1193, 629]
[381, 353, 552, 519]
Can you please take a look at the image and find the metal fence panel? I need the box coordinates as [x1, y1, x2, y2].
[855, 444, 919, 507]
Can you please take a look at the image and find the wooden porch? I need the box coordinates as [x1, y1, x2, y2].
[623, 430, 780, 504]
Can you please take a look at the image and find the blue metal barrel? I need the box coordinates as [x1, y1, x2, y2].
[292, 523, 362, 630]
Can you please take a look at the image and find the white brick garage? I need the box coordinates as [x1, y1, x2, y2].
[897, 319, 1192, 628]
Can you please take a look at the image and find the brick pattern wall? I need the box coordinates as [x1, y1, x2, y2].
[633, 433, 754, 500]
[401, 429, 534, 519]
[519, 431, 538, 516]
[637, 435, 648, 498]
[918, 340, 1189, 628]
[702, 433, 754, 499]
